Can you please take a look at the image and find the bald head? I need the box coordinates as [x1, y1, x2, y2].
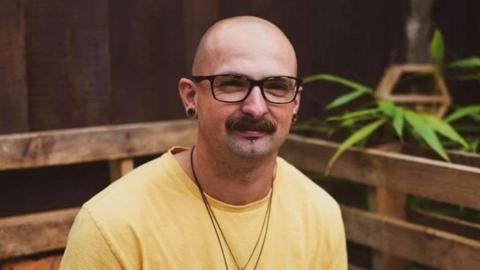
[192, 16, 297, 76]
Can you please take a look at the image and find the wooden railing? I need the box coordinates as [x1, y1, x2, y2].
[0, 120, 197, 268]
[1, 121, 479, 269]
[281, 135, 480, 270]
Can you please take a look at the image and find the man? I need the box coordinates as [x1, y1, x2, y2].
[60, 16, 347, 269]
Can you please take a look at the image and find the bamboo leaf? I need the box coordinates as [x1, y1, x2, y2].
[422, 114, 469, 149]
[445, 106, 480, 122]
[327, 108, 381, 121]
[378, 100, 396, 118]
[452, 73, 480, 81]
[340, 118, 355, 128]
[393, 107, 404, 138]
[303, 74, 374, 110]
[430, 29, 445, 65]
[377, 100, 404, 137]
[471, 139, 479, 153]
[326, 119, 386, 174]
[447, 57, 480, 69]
[404, 111, 449, 161]
[326, 90, 369, 110]
[303, 74, 374, 93]
[471, 114, 480, 122]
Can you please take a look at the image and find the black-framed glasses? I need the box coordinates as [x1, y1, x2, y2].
[190, 74, 302, 104]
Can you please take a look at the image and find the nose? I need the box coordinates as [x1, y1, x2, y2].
[241, 86, 269, 119]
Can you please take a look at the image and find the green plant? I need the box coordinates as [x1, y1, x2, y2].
[432, 29, 480, 153]
[297, 29, 479, 173]
[297, 74, 468, 173]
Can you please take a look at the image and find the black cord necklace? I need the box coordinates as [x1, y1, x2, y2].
[190, 146, 273, 270]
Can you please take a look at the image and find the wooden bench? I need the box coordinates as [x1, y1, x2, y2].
[1, 120, 479, 269]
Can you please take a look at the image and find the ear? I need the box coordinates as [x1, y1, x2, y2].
[178, 78, 197, 109]
[292, 85, 303, 115]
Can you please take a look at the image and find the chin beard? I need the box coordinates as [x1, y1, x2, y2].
[225, 135, 277, 160]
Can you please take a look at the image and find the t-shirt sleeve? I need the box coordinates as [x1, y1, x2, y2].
[59, 208, 124, 270]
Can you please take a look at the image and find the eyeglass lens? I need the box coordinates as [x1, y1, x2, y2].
[212, 75, 297, 103]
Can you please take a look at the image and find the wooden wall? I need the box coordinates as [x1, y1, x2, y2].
[0, 0, 408, 135]
[433, 0, 480, 105]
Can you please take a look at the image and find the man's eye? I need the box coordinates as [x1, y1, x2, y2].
[219, 80, 246, 87]
[265, 81, 290, 91]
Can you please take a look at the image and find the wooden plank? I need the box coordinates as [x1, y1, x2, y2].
[342, 206, 480, 270]
[408, 207, 480, 241]
[389, 94, 446, 103]
[0, 120, 196, 170]
[402, 144, 480, 168]
[251, 0, 312, 75]
[281, 135, 480, 211]
[0, 0, 28, 134]
[109, 158, 134, 182]
[182, 0, 218, 74]
[376, 65, 403, 100]
[1, 254, 62, 270]
[348, 265, 368, 270]
[218, 0, 252, 18]
[109, 0, 186, 124]
[367, 140, 409, 268]
[368, 188, 408, 270]
[26, 0, 111, 131]
[0, 208, 78, 259]
[392, 63, 435, 73]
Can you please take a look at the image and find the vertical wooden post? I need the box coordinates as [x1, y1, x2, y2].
[368, 187, 409, 270]
[109, 158, 134, 182]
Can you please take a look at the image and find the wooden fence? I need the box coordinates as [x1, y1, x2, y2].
[0, 0, 409, 135]
[1, 120, 480, 269]
[282, 135, 480, 270]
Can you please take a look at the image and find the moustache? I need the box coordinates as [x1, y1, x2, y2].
[225, 115, 277, 134]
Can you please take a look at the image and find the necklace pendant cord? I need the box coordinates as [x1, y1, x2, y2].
[190, 146, 274, 270]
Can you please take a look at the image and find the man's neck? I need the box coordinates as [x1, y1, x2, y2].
[174, 146, 276, 205]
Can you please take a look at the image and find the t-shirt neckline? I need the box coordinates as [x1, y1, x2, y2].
[165, 147, 280, 213]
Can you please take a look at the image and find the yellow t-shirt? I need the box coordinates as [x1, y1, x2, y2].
[60, 148, 347, 270]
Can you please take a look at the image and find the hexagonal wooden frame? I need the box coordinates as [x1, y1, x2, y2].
[375, 64, 451, 118]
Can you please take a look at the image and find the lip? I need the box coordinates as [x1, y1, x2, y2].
[237, 130, 266, 138]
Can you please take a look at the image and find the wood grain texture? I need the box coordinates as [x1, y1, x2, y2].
[1, 253, 62, 270]
[0, 0, 28, 134]
[368, 188, 408, 270]
[409, 207, 480, 241]
[0, 255, 62, 270]
[26, 0, 111, 130]
[280, 134, 480, 211]
[110, 0, 186, 124]
[342, 206, 480, 270]
[182, 0, 218, 74]
[250, 0, 312, 75]
[0, 208, 78, 259]
[348, 265, 368, 270]
[302, 0, 407, 119]
[0, 120, 196, 170]
[109, 158, 134, 182]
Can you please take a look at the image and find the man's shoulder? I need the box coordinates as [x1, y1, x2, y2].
[83, 152, 181, 223]
[276, 157, 341, 214]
